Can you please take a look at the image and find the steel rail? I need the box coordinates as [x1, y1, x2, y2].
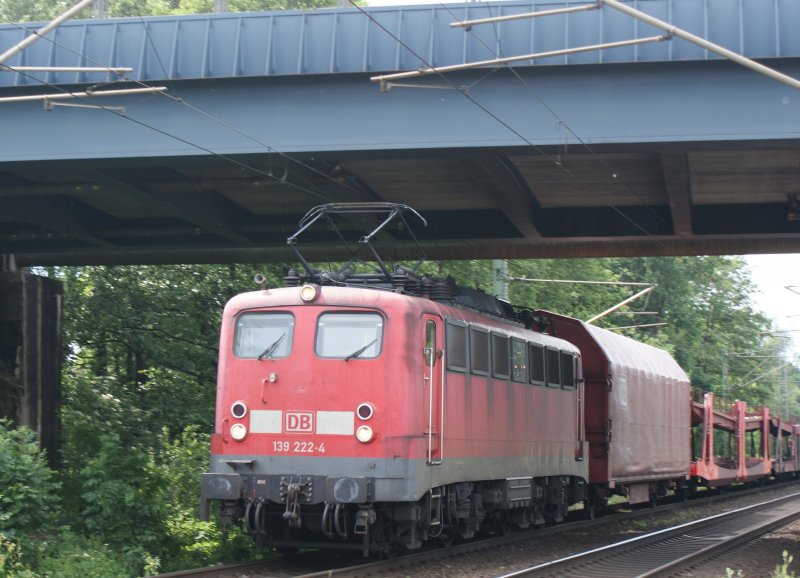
[294, 484, 800, 578]
[147, 559, 277, 578]
[498, 492, 800, 577]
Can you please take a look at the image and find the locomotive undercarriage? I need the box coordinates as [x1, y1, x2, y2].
[221, 475, 588, 557]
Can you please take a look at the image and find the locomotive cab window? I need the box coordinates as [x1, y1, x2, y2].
[529, 343, 545, 386]
[546, 347, 561, 388]
[234, 312, 294, 359]
[560, 351, 575, 389]
[316, 313, 383, 359]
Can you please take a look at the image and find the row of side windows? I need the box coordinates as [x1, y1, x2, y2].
[445, 319, 576, 389]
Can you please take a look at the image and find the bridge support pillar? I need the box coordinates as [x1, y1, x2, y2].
[0, 264, 62, 468]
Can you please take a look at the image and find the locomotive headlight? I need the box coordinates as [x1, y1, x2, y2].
[231, 401, 248, 419]
[357, 403, 374, 420]
[299, 284, 318, 303]
[230, 423, 247, 441]
[355, 425, 374, 443]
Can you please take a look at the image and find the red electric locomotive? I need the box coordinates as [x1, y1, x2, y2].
[199, 203, 693, 555]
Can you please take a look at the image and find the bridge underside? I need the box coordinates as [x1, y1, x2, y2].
[5, 140, 800, 266]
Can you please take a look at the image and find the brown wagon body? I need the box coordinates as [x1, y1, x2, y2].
[536, 310, 690, 503]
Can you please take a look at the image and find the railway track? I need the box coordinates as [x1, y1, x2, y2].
[498, 491, 800, 578]
[151, 483, 800, 578]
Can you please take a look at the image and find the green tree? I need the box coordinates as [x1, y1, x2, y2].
[59, 264, 283, 435]
[611, 256, 777, 401]
[0, 420, 60, 540]
[0, 0, 66, 22]
[1, 0, 337, 22]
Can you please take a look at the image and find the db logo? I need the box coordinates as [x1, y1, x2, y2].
[284, 412, 314, 433]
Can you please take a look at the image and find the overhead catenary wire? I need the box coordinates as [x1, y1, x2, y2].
[507, 277, 653, 287]
[607, 322, 667, 331]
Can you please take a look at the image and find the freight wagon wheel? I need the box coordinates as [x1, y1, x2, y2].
[649, 491, 658, 508]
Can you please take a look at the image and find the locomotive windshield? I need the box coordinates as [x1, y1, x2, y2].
[234, 312, 294, 359]
[316, 313, 383, 359]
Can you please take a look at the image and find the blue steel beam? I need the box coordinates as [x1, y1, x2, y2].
[0, 0, 798, 163]
[0, 0, 799, 86]
[0, 59, 797, 162]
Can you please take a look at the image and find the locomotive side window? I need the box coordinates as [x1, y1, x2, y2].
[560, 351, 575, 389]
[546, 347, 561, 388]
[529, 343, 545, 385]
[445, 320, 468, 372]
[491, 333, 510, 379]
[315, 313, 383, 359]
[234, 312, 294, 359]
[511, 338, 527, 382]
[470, 326, 490, 376]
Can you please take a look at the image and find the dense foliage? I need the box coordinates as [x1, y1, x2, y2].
[0, 0, 337, 23]
[1, 257, 798, 576]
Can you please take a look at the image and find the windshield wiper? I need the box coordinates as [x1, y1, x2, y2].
[257, 333, 286, 361]
[344, 338, 378, 362]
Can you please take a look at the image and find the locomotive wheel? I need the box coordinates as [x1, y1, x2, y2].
[437, 532, 455, 548]
[381, 542, 403, 559]
[491, 519, 511, 536]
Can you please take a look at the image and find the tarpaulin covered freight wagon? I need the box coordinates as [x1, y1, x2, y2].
[536, 310, 691, 504]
